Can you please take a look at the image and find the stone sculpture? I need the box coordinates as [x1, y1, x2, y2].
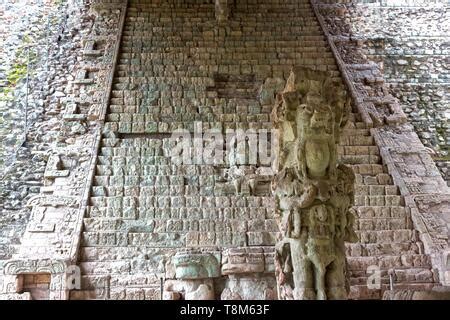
[271, 67, 357, 300]
[163, 250, 220, 300]
[226, 165, 259, 195]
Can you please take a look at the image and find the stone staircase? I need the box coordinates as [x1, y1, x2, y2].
[74, 0, 437, 300]
[341, 112, 436, 299]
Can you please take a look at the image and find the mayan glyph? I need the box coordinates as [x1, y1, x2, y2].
[271, 67, 358, 300]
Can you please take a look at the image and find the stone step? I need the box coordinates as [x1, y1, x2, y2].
[354, 185, 400, 196]
[82, 217, 279, 233]
[350, 274, 435, 288]
[355, 173, 394, 186]
[124, 33, 323, 40]
[353, 217, 412, 231]
[70, 287, 160, 300]
[349, 268, 435, 285]
[354, 195, 404, 207]
[105, 113, 271, 123]
[118, 46, 333, 54]
[89, 195, 274, 208]
[339, 155, 381, 165]
[123, 26, 324, 34]
[122, 27, 325, 35]
[345, 122, 368, 130]
[93, 166, 273, 178]
[118, 51, 331, 59]
[339, 135, 375, 146]
[338, 146, 379, 156]
[79, 274, 160, 289]
[347, 254, 431, 271]
[80, 246, 185, 262]
[354, 206, 410, 219]
[78, 260, 161, 275]
[116, 56, 334, 67]
[342, 129, 371, 136]
[351, 164, 389, 175]
[115, 59, 337, 69]
[355, 229, 418, 244]
[112, 70, 342, 79]
[122, 37, 321, 46]
[346, 242, 423, 257]
[93, 163, 219, 174]
[81, 231, 277, 247]
[108, 101, 270, 112]
[112, 72, 336, 83]
[86, 203, 276, 217]
[349, 283, 435, 300]
[85, 206, 276, 220]
[93, 170, 271, 180]
[113, 121, 273, 133]
[127, 13, 317, 20]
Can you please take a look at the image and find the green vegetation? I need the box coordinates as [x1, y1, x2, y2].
[53, 0, 66, 7]
[0, 32, 38, 102]
[6, 63, 27, 87]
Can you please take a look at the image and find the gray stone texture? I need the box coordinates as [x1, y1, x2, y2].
[0, 0, 449, 300]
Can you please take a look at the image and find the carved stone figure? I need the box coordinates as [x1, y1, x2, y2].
[163, 250, 220, 300]
[272, 67, 357, 300]
[226, 165, 259, 195]
[172, 252, 220, 279]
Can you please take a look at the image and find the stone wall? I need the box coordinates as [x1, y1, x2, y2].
[320, 0, 449, 184]
[0, 0, 73, 267]
[0, 0, 126, 298]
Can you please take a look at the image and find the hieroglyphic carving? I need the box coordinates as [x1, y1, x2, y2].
[44, 154, 70, 179]
[9, 3, 128, 300]
[172, 251, 220, 279]
[373, 124, 449, 196]
[26, 195, 80, 208]
[412, 194, 450, 251]
[0, 293, 32, 300]
[28, 207, 55, 233]
[3, 259, 66, 275]
[271, 67, 357, 300]
[221, 247, 265, 275]
[226, 166, 272, 196]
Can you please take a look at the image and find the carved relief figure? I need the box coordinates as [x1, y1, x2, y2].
[272, 67, 357, 300]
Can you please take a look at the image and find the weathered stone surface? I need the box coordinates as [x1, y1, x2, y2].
[172, 251, 220, 279]
[221, 275, 277, 300]
[317, 0, 449, 186]
[272, 67, 356, 300]
[1, 0, 448, 301]
[383, 289, 450, 300]
[221, 247, 265, 275]
[163, 279, 215, 300]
